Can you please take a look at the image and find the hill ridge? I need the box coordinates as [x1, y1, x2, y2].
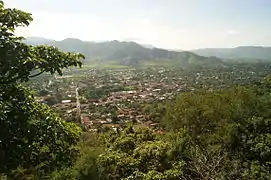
[192, 46, 271, 60]
[25, 37, 224, 67]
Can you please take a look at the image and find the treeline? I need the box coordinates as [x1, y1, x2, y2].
[79, 85, 127, 100]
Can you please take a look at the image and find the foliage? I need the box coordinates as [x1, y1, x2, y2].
[54, 128, 189, 180]
[0, 1, 84, 85]
[0, 85, 82, 176]
[163, 86, 271, 179]
[56, 84, 271, 180]
[80, 85, 126, 99]
[0, 1, 84, 178]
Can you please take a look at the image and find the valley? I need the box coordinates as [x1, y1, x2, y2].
[29, 63, 271, 132]
[2, 1, 271, 178]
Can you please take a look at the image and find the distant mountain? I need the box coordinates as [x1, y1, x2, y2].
[25, 37, 223, 67]
[24, 37, 54, 45]
[192, 46, 271, 60]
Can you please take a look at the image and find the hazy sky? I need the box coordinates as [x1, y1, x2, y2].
[5, 0, 271, 50]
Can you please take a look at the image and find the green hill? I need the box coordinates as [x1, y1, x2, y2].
[25, 37, 224, 67]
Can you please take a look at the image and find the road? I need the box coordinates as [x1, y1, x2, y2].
[76, 87, 81, 123]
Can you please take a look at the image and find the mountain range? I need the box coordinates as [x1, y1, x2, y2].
[192, 46, 271, 60]
[24, 37, 271, 67]
[24, 37, 223, 67]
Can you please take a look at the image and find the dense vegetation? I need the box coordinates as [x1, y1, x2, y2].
[1, 1, 271, 180]
[79, 85, 127, 100]
[0, 1, 84, 178]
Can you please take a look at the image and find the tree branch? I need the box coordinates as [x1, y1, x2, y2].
[1, 70, 45, 84]
[29, 70, 44, 78]
[0, 11, 10, 27]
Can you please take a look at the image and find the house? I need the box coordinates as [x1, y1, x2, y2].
[61, 100, 71, 104]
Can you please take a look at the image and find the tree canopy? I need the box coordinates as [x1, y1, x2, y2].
[0, 1, 84, 178]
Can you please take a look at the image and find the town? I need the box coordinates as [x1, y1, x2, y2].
[28, 63, 271, 132]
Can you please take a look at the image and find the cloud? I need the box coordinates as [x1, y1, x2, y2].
[15, 11, 250, 50]
[226, 30, 240, 35]
[15, 12, 191, 49]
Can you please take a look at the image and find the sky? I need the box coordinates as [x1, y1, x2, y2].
[5, 0, 271, 50]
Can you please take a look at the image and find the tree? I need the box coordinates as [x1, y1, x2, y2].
[0, 2, 84, 84]
[0, 1, 85, 178]
[163, 86, 271, 179]
[82, 127, 187, 180]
